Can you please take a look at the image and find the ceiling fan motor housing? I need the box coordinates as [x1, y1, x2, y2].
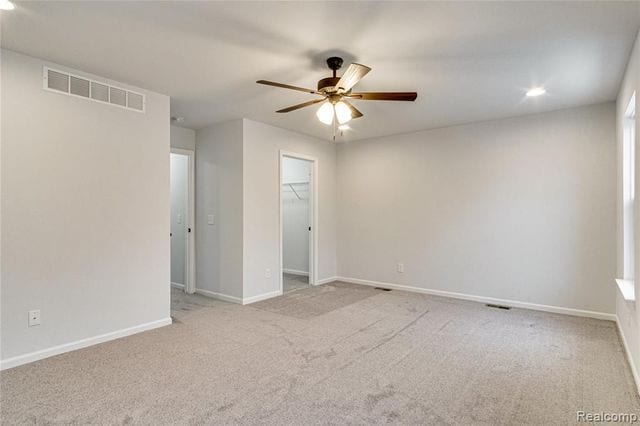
[319, 56, 345, 92]
[317, 77, 340, 93]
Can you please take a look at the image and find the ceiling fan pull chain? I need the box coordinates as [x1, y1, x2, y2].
[332, 118, 337, 141]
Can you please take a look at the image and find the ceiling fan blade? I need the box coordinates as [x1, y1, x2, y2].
[257, 80, 319, 94]
[347, 92, 418, 101]
[342, 100, 363, 119]
[336, 63, 371, 92]
[276, 98, 326, 113]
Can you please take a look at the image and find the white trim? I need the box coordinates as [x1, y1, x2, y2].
[283, 268, 309, 276]
[315, 276, 338, 286]
[170, 148, 196, 294]
[171, 282, 185, 290]
[616, 279, 636, 302]
[0, 318, 172, 371]
[335, 276, 617, 321]
[195, 288, 243, 304]
[195, 288, 282, 305]
[616, 315, 640, 395]
[626, 92, 636, 119]
[279, 151, 319, 294]
[242, 290, 283, 305]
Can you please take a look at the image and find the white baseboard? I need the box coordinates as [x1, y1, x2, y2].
[0, 317, 172, 371]
[315, 276, 338, 286]
[243, 290, 282, 305]
[335, 276, 617, 321]
[195, 288, 243, 304]
[616, 315, 640, 395]
[283, 269, 309, 277]
[171, 282, 185, 290]
[196, 288, 281, 305]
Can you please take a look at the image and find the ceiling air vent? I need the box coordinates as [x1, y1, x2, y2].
[43, 66, 145, 113]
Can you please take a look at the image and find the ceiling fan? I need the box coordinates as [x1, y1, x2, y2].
[257, 56, 417, 129]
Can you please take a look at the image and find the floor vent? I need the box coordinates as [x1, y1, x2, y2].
[43, 66, 145, 113]
[374, 287, 392, 291]
[486, 303, 511, 310]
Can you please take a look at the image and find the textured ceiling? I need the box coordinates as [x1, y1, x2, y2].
[2, 1, 639, 141]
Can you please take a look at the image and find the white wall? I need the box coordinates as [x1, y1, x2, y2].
[195, 120, 244, 299]
[1, 50, 171, 363]
[337, 102, 616, 314]
[616, 30, 640, 389]
[282, 157, 311, 274]
[242, 119, 337, 299]
[170, 153, 188, 285]
[170, 125, 195, 150]
[193, 119, 336, 301]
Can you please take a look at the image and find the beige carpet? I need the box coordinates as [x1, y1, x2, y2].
[283, 272, 309, 293]
[1, 282, 638, 424]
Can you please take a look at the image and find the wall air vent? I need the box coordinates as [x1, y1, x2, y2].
[43, 67, 145, 113]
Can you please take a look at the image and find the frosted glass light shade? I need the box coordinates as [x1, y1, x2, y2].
[334, 101, 352, 124]
[0, 0, 15, 10]
[316, 102, 334, 125]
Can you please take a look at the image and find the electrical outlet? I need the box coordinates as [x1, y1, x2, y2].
[207, 214, 214, 225]
[397, 263, 405, 273]
[177, 213, 182, 224]
[28, 310, 41, 327]
[265, 268, 272, 279]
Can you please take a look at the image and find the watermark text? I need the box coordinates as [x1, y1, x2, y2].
[577, 411, 639, 423]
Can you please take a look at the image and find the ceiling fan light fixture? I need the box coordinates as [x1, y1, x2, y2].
[316, 102, 334, 125]
[334, 101, 352, 124]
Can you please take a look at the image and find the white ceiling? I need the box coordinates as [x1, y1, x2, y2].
[2, 1, 639, 141]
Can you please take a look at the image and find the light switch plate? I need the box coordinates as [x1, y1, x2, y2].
[177, 213, 182, 224]
[207, 214, 214, 225]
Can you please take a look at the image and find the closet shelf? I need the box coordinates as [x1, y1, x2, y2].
[282, 182, 309, 200]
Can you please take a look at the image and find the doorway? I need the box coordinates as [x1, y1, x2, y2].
[280, 152, 317, 293]
[170, 148, 195, 294]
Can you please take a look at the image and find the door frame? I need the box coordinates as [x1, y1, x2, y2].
[170, 148, 196, 294]
[279, 150, 318, 293]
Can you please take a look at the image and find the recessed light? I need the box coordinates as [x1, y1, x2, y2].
[0, 0, 15, 10]
[526, 87, 546, 97]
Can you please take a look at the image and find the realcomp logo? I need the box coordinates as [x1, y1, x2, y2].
[577, 411, 639, 423]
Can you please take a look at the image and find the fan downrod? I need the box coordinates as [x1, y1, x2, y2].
[326, 57, 344, 77]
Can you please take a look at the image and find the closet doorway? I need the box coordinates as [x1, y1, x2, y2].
[280, 152, 317, 293]
[170, 148, 195, 294]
